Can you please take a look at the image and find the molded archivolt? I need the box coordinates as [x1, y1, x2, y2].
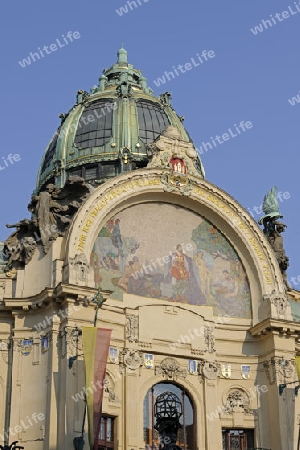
[64, 169, 285, 323]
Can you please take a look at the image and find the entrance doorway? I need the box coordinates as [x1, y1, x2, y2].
[222, 429, 254, 450]
[144, 382, 195, 449]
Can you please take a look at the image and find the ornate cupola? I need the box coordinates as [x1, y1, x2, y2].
[36, 48, 205, 192]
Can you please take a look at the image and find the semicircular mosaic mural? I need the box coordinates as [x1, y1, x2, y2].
[90, 203, 251, 318]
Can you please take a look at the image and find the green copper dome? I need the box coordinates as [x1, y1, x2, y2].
[36, 48, 205, 191]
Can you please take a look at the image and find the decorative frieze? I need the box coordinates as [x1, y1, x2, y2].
[139, 342, 152, 349]
[191, 348, 205, 357]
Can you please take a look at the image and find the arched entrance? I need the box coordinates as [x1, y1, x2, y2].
[143, 382, 195, 449]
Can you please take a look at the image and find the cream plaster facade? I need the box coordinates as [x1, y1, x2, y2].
[0, 168, 300, 450]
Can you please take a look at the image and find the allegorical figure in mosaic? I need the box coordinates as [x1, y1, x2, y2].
[165, 244, 205, 304]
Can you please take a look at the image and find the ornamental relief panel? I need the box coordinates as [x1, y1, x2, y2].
[126, 314, 139, 343]
[119, 349, 143, 373]
[155, 357, 187, 380]
[70, 253, 90, 284]
[222, 389, 252, 415]
[198, 360, 220, 381]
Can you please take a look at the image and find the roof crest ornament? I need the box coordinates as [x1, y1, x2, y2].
[147, 125, 204, 178]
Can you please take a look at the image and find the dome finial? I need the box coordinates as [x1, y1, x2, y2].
[117, 47, 128, 64]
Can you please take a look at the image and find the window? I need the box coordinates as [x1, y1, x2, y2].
[144, 382, 195, 450]
[75, 99, 114, 149]
[98, 416, 115, 450]
[67, 163, 117, 183]
[222, 429, 254, 450]
[137, 100, 170, 144]
[42, 130, 60, 173]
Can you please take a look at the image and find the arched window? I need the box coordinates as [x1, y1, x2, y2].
[143, 382, 195, 450]
[137, 100, 170, 144]
[74, 99, 114, 149]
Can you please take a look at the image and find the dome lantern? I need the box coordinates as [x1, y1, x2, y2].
[117, 46, 128, 64]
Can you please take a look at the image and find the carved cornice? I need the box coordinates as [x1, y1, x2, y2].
[288, 290, 300, 302]
[3, 287, 54, 311]
[249, 318, 300, 337]
[2, 283, 107, 313]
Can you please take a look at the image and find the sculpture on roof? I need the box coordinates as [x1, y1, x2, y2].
[147, 125, 205, 194]
[258, 187, 291, 290]
[3, 219, 38, 269]
[3, 176, 91, 271]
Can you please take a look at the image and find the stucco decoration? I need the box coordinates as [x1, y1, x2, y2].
[263, 292, 292, 320]
[120, 349, 143, 372]
[222, 389, 252, 415]
[263, 359, 277, 385]
[147, 126, 200, 178]
[126, 314, 139, 343]
[90, 203, 251, 318]
[155, 357, 187, 380]
[147, 126, 202, 195]
[271, 295, 288, 315]
[204, 326, 216, 353]
[263, 357, 294, 385]
[199, 360, 220, 381]
[104, 372, 121, 403]
[70, 253, 90, 284]
[275, 358, 295, 383]
[0, 339, 10, 364]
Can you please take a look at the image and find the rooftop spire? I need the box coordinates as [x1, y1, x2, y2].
[117, 47, 128, 64]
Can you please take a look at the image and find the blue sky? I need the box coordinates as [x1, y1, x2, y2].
[0, 0, 299, 286]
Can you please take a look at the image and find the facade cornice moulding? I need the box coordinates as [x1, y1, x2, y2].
[250, 318, 300, 336]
